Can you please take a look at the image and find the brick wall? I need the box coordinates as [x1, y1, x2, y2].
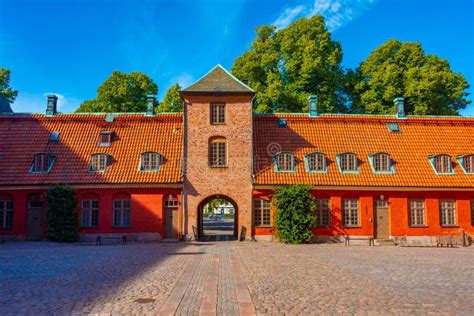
[182, 94, 254, 239]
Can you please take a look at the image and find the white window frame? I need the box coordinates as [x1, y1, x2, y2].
[409, 199, 426, 227]
[342, 199, 359, 227]
[254, 199, 271, 227]
[337, 153, 359, 173]
[315, 199, 330, 227]
[140, 152, 163, 172]
[90, 154, 110, 172]
[81, 200, 99, 228]
[0, 200, 13, 229]
[440, 200, 456, 227]
[113, 199, 131, 228]
[305, 152, 327, 172]
[274, 152, 295, 172]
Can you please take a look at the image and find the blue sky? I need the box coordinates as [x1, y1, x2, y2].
[1, 0, 473, 115]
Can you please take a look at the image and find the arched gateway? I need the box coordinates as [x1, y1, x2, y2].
[197, 195, 238, 241]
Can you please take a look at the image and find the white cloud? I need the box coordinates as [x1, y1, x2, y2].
[11, 92, 82, 113]
[273, 5, 305, 30]
[273, 0, 376, 32]
[172, 73, 194, 89]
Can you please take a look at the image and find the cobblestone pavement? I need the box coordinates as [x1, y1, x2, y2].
[1, 241, 473, 315]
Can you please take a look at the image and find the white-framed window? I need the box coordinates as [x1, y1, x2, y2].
[164, 197, 179, 208]
[31, 153, 55, 173]
[98, 131, 113, 147]
[371, 153, 391, 173]
[275, 152, 295, 172]
[0, 200, 13, 229]
[81, 200, 99, 228]
[462, 155, 474, 173]
[409, 199, 425, 227]
[210, 104, 225, 124]
[254, 199, 271, 227]
[140, 152, 163, 171]
[113, 199, 131, 227]
[338, 153, 358, 172]
[342, 199, 359, 227]
[440, 200, 456, 226]
[432, 155, 453, 174]
[315, 199, 330, 227]
[209, 137, 226, 167]
[306, 153, 326, 172]
[90, 154, 110, 172]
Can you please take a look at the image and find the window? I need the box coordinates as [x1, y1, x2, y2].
[306, 153, 326, 172]
[409, 199, 425, 226]
[31, 153, 55, 173]
[210, 104, 225, 124]
[471, 200, 474, 226]
[315, 199, 330, 227]
[254, 199, 271, 227]
[431, 155, 453, 174]
[90, 154, 110, 172]
[440, 200, 456, 226]
[459, 155, 474, 174]
[81, 200, 99, 228]
[164, 197, 179, 207]
[0, 200, 13, 229]
[209, 137, 226, 167]
[113, 199, 131, 227]
[343, 199, 359, 227]
[140, 152, 163, 171]
[338, 153, 358, 173]
[98, 131, 113, 147]
[275, 152, 295, 172]
[386, 122, 400, 133]
[370, 153, 392, 173]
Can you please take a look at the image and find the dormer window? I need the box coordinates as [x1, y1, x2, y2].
[30, 153, 56, 173]
[305, 152, 326, 172]
[369, 152, 394, 174]
[337, 153, 358, 173]
[210, 104, 225, 124]
[90, 154, 111, 172]
[429, 154, 454, 174]
[98, 131, 113, 147]
[458, 155, 474, 174]
[140, 152, 163, 172]
[274, 152, 295, 172]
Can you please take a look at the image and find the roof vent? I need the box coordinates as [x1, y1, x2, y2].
[50, 131, 60, 141]
[105, 114, 115, 123]
[386, 122, 400, 133]
[277, 118, 287, 128]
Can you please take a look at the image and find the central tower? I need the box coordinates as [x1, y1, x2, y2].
[180, 65, 255, 240]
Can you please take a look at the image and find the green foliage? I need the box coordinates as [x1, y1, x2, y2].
[76, 71, 158, 112]
[46, 185, 78, 242]
[232, 16, 348, 113]
[273, 185, 316, 244]
[207, 198, 229, 212]
[158, 83, 183, 112]
[0, 68, 18, 103]
[351, 39, 470, 115]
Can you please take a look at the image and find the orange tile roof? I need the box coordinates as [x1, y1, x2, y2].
[0, 113, 183, 186]
[253, 114, 474, 188]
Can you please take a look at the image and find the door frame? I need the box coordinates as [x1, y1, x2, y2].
[374, 198, 390, 239]
[26, 197, 45, 241]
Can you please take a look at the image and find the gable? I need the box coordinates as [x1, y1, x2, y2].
[182, 65, 255, 93]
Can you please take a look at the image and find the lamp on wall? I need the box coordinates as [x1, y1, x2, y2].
[380, 194, 385, 201]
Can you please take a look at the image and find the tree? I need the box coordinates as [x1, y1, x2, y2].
[46, 185, 78, 242]
[350, 39, 470, 115]
[158, 83, 183, 112]
[274, 185, 316, 244]
[232, 16, 348, 113]
[0, 68, 18, 104]
[76, 71, 158, 112]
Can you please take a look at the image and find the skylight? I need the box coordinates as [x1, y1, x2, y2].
[277, 118, 287, 128]
[386, 122, 400, 133]
[50, 131, 60, 141]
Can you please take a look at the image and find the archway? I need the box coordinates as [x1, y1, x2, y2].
[197, 195, 237, 241]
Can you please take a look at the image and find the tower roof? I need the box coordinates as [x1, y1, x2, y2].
[182, 64, 255, 93]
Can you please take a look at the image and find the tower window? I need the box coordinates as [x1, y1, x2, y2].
[210, 104, 225, 124]
[209, 137, 226, 167]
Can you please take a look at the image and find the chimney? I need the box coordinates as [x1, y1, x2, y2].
[146, 94, 155, 116]
[46, 94, 58, 117]
[308, 95, 318, 117]
[394, 97, 406, 119]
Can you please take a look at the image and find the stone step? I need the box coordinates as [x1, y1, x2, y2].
[375, 239, 396, 246]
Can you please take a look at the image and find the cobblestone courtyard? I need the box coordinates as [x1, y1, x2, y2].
[0, 241, 473, 315]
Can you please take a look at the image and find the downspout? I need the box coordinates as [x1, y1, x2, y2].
[180, 93, 187, 240]
[249, 93, 257, 241]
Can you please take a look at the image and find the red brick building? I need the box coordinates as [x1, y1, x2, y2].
[1, 65, 473, 245]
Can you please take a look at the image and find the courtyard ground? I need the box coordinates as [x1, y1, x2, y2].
[0, 241, 473, 315]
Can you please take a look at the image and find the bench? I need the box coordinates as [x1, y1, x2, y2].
[96, 235, 127, 246]
[344, 236, 374, 246]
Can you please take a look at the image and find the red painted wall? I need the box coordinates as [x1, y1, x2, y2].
[252, 189, 474, 237]
[0, 187, 181, 240]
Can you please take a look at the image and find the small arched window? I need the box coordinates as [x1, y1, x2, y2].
[274, 152, 295, 172]
[458, 155, 474, 174]
[30, 153, 56, 173]
[337, 153, 358, 173]
[369, 152, 393, 173]
[305, 152, 326, 172]
[209, 137, 226, 167]
[430, 154, 454, 174]
[90, 154, 111, 172]
[140, 152, 163, 172]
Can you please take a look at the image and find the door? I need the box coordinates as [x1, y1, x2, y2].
[374, 199, 389, 239]
[164, 207, 178, 239]
[26, 200, 44, 241]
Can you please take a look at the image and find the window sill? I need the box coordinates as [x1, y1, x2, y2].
[112, 226, 131, 229]
[210, 122, 226, 125]
[81, 226, 98, 229]
[209, 165, 228, 169]
[343, 225, 361, 228]
[315, 225, 330, 228]
[440, 225, 459, 228]
[409, 225, 428, 228]
[255, 225, 273, 228]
